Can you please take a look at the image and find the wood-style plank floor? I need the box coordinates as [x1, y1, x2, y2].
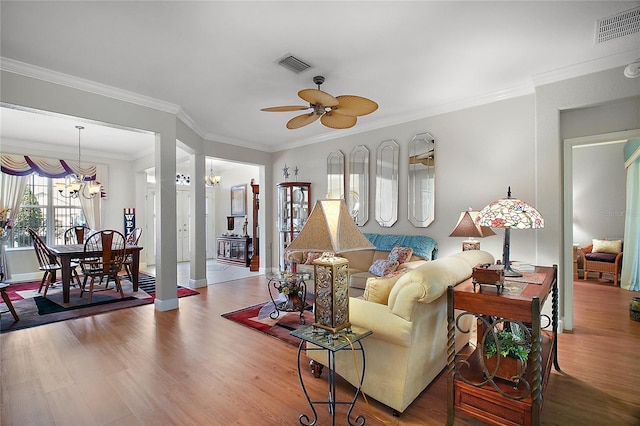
[1, 271, 639, 425]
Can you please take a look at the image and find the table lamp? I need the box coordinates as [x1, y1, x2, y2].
[286, 199, 374, 334]
[476, 187, 544, 277]
[449, 209, 496, 251]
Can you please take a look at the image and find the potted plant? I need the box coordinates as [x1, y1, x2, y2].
[482, 325, 531, 384]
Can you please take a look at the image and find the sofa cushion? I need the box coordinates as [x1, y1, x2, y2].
[388, 245, 414, 264]
[592, 239, 622, 255]
[585, 252, 618, 263]
[363, 270, 408, 305]
[369, 259, 399, 277]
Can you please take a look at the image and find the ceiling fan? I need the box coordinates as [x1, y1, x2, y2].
[261, 75, 378, 130]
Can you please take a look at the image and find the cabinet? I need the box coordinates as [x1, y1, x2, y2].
[277, 182, 311, 270]
[447, 265, 560, 426]
[249, 180, 260, 272]
[217, 236, 251, 267]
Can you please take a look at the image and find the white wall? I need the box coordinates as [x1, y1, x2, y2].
[572, 142, 626, 247]
[271, 95, 537, 267]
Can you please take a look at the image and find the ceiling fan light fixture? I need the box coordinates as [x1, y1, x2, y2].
[262, 75, 377, 130]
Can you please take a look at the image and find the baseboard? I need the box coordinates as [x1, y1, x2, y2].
[154, 297, 179, 311]
[189, 278, 207, 288]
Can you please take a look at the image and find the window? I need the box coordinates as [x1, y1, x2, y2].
[9, 174, 86, 247]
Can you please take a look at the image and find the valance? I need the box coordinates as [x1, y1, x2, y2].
[1, 154, 107, 198]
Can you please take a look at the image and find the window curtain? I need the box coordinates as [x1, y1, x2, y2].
[0, 173, 29, 279]
[621, 139, 640, 291]
[2, 153, 107, 231]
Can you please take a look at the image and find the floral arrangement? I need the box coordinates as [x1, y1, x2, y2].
[0, 208, 12, 240]
[279, 274, 302, 297]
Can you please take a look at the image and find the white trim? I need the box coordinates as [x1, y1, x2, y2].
[154, 297, 179, 312]
[188, 278, 207, 289]
[1, 57, 181, 114]
[563, 129, 640, 331]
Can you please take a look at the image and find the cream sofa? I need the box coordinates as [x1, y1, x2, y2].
[287, 233, 438, 297]
[306, 249, 495, 415]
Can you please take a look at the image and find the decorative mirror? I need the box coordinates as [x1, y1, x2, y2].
[375, 139, 399, 227]
[408, 132, 435, 227]
[348, 145, 369, 226]
[326, 150, 345, 199]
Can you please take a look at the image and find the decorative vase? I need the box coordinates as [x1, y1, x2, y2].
[630, 297, 640, 322]
[484, 355, 524, 384]
[285, 292, 304, 311]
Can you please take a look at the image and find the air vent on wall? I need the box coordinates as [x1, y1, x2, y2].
[596, 6, 640, 43]
[277, 54, 312, 74]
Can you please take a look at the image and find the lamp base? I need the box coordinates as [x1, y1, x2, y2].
[312, 254, 350, 334]
[503, 265, 522, 278]
[462, 240, 480, 251]
[312, 321, 352, 335]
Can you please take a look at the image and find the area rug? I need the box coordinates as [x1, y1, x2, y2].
[222, 301, 314, 347]
[0, 273, 199, 333]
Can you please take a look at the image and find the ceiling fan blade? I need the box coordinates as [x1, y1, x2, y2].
[261, 105, 310, 112]
[333, 95, 378, 117]
[320, 112, 357, 129]
[298, 89, 339, 107]
[287, 113, 321, 129]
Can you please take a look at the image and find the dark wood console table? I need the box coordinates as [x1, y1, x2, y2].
[216, 236, 251, 267]
[447, 265, 560, 426]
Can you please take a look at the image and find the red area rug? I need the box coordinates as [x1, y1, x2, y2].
[1, 273, 199, 333]
[222, 302, 314, 347]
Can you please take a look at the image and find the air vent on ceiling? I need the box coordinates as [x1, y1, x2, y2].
[277, 54, 312, 74]
[596, 6, 640, 43]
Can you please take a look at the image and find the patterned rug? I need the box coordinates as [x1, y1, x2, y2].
[222, 301, 314, 347]
[0, 273, 199, 333]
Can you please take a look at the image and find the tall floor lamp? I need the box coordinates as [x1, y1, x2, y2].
[286, 199, 374, 334]
[476, 187, 544, 277]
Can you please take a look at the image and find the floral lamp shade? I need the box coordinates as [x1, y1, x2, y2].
[476, 187, 544, 277]
[476, 198, 544, 230]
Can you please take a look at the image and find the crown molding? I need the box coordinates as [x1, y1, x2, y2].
[1, 57, 181, 114]
[531, 49, 639, 86]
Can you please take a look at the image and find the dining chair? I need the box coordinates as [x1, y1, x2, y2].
[63, 225, 91, 245]
[28, 228, 82, 296]
[80, 229, 128, 302]
[123, 227, 142, 282]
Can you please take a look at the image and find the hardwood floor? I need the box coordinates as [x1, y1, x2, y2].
[1, 273, 639, 425]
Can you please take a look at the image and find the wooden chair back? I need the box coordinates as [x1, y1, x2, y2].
[64, 225, 91, 245]
[28, 228, 59, 269]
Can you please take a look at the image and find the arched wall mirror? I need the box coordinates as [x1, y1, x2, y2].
[375, 139, 399, 227]
[348, 145, 369, 226]
[326, 150, 345, 200]
[408, 132, 435, 227]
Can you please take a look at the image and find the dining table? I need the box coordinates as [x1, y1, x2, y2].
[47, 243, 143, 303]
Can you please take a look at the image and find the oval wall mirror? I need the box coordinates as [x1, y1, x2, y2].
[408, 132, 435, 227]
[326, 150, 345, 199]
[348, 145, 369, 226]
[375, 139, 399, 227]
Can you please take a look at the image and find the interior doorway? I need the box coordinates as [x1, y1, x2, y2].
[563, 129, 640, 331]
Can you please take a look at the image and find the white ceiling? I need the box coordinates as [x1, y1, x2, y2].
[1, 1, 639, 158]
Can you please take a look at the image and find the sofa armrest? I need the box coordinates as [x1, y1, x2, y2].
[349, 297, 412, 347]
[397, 259, 428, 270]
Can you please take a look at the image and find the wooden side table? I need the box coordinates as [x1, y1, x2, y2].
[447, 265, 560, 426]
[291, 325, 371, 426]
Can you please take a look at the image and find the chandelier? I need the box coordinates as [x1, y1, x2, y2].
[205, 161, 221, 186]
[55, 126, 101, 199]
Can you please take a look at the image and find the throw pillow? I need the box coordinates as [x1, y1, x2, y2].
[368, 259, 399, 277]
[363, 269, 408, 305]
[304, 252, 323, 264]
[592, 239, 622, 255]
[388, 245, 414, 264]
